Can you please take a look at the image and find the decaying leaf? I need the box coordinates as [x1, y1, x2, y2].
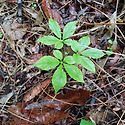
[44, 89, 90, 110]
[102, 11, 117, 40]
[25, 107, 70, 124]
[0, 66, 4, 83]
[85, 107, 117, 124]
[9, 88, 90, 124]
[8, 103, 35, 125]
[24, 7, 43, 25]
[42, 0, 64, 27]
[0, 91, 13, 104]
[26, 53, 43, 65]
[9, 103, 70, 125]
[23, 79, 51, 102]
[31, 27, 45, 32]
[2, 19, 27, 40]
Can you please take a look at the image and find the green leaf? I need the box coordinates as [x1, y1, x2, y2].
[63, 39, 73, 46]
[33, 56, 60, 70]
[36, 36, 59, 45]
[108, 39, 113, 44]
[64, 63, 84, 83]
[106, 50, 113, 56]
[55, 41, 63, 49]
[53, 50, 63, 60]
[63, 21, 76, 40]
[49, 19, 61, 39]
[80, 119, 95, 125]
[81, 48, 105, 59]
[0, 32, 3, 38]
[63, 56, 75, 64]
[52, 65, 67, 93]
[78, 35, 90, 52]
[107, 47, 112, 50]
[81, 56, 95, 73]
[73, 53, 81, 64]
[71, 40, 79, 52]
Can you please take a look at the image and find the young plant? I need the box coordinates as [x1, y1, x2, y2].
[33, 19, 105, 93]
[0, 32, 3, 38]
[31, 2, 37, 9]
[106, 39, 117, 56]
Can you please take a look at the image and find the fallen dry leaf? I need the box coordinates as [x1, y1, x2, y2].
[23, 79, 51, 102]
[8, 103, 35, 125]
[9, 88, 90, 125]
[24, 7, 43, 25]
[102, 11, 116, 40]
[42, 0, 64, 27]
[26, 53, 43, 65]
[2, 19, 27, 40]
[9, 103, 70, 125]
[25, 106, 70, 124]
[44, 89, 90, 110]
[0, 66, 4, 83]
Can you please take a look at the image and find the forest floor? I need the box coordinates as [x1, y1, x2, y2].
[0, 0, 125, 125]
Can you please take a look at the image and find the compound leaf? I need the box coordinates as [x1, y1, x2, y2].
[33, 56, 60, 70]
[81, 56, 95, 73]
[52, 65, 67, 93]
[53, 50, 63, 60]
[36, 36, 59, 45]
[63, 21, 76, 40]
[64, 63, 84, 83]
[81, 48, 105, 59]
[49, 19, 61, 39]
[63, 56, 75, 64]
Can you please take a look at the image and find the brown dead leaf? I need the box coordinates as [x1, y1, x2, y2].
[85, 108, 105, 124]
[9, 103, 70, 125]
[106, 55, 120, 67]
[9, 89, 89, 124]
[25, 106, 70, 124]
[26, 53, 43, 65]
[42, 0, 64, 27]
[24, 7, 43, 25]
[23, 79, 51, 102]
[24, 89, 90, 111]
[0, 66, 4, 83]
[102, 11, 116, 40]
[8, 103, 35, 125]
[44, 89, 90, 110]
[2, 19, 27, 40]
[31, 27, 45, 32]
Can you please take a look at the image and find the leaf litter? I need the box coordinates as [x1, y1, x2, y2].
[0, 0, 125, 125]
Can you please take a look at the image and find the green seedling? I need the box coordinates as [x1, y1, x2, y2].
[106, 47, 113, 56]
[118, 18, 123, 23]
[33, 19, 105, 93]
[80, 119, 95, 125]
[106, 39, 116, 56]
[31, 3, 37, 9]
[0, 32, 3, 38]
[108, 39, 113, 44]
